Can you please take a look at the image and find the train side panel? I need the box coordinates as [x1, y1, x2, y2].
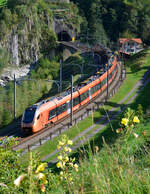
[21, 55, 118, 134]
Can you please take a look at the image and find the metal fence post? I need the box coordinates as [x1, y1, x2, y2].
[70, 75, 73, 125]
[59, 59, 63, 93]
[14, 74, 16, 120]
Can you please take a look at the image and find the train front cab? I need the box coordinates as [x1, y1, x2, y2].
[21, 107, 37, 134]
[21, 105, 52, 134]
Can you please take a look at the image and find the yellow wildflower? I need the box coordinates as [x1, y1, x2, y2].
[116, 129, 120, 133]
[74, 164, 78, 168]
[94, 146, 99, 153]
[67, 140, 73, 145]
[133, 116, 140, 123]
[57, 155, 63, 161]
[69, 177, 73, 182]
[116, 128, 122, 133]
[69, 162, 73, 167]
[121, 118, 129, 126]
[38, 173, 46, 180]
[64, 146, 69, 152]
[62, 161, 66, 167]
[43, 179, 48, 184]
[59, 141, 64, 146]
[37, 173, 48, 184]
[64, 156, 69, 162]
[36, 163, 47, 173]
[74, 164, 78, 172]
[60, 171, 63, 176]
[56, 162, 62, 168]
[68, 148, 72, 153]
[133, 133, 138, 138]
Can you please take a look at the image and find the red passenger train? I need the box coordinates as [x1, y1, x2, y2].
[21, 55, 118, 134]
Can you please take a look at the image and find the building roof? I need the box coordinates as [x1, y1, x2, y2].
[119, 38, 142, 44]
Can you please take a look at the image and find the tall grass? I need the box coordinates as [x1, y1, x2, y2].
[52, 118, 150, 193]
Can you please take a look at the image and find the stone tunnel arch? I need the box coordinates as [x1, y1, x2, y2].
[57, 30, 72, 41]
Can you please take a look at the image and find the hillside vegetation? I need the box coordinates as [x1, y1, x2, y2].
[1, 0, 150, 128]
[1, 0, 150, 193]
[72, 0, 150, 45]
[1, 47, 150, 193]
[0, 0, 82, 128]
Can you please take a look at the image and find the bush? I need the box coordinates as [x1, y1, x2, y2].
[1, 109, 12, 126]
[0, 48, 9, 72]
[31, 57, 60, 80]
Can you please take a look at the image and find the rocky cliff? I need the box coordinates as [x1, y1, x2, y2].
[0, 0, 81, 84]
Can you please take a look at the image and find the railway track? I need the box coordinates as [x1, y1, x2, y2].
[12, 62, 122, 152]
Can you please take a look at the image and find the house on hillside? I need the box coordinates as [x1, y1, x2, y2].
[119, 38, 143, 55]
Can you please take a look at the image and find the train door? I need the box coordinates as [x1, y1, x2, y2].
[34, 112, 44, 132]
[40, 113, 45, 129]
[67, 100, 71, 114]
[89, 88, 92, 100]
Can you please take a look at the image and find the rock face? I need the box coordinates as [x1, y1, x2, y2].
[11, 34, 19, 66]
[53, 18, 73, 40]
[0, 65, 30, 86]
[0, 1, 77, 86]
[0, 25, 40, 68]
[0, 22, 40, 85]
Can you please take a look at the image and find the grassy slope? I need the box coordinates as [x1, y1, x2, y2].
[26, 48, 150, 163]
[44, 49, 150, 193]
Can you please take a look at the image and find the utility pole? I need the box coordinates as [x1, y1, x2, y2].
[14, 74, 16, 120]
[59, 59, 63, 93]
[87, 28, 89, 46]
[106, 64, 109, 100]
[81, 60, 84, 78]
[70, 75, 73, 126]
[124, 53, 126, 79]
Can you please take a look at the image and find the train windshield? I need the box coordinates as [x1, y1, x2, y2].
[23, 108, 36, 123]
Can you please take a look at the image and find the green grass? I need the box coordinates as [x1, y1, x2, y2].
[26, 48, 150, 162]
[20, 115, 93, 162]
[17, 49, 150, 193]
[65, 120, 150, 193]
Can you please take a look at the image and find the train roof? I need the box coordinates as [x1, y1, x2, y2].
[28, 54, 116, 111]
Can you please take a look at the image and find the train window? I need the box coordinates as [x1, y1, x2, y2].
[91, 87, 94, 94]
[95, 85, 98, 91]
[23, 108, 36, 123]
[73, 96, 80, 106]
[91, 83, 101, 95]
[57, 103, 67, 115]
[80, 90, 89, 102]
[49, 108, 57, 120]
[97, 83, 101, 90]
[101, 80, 105, 87]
